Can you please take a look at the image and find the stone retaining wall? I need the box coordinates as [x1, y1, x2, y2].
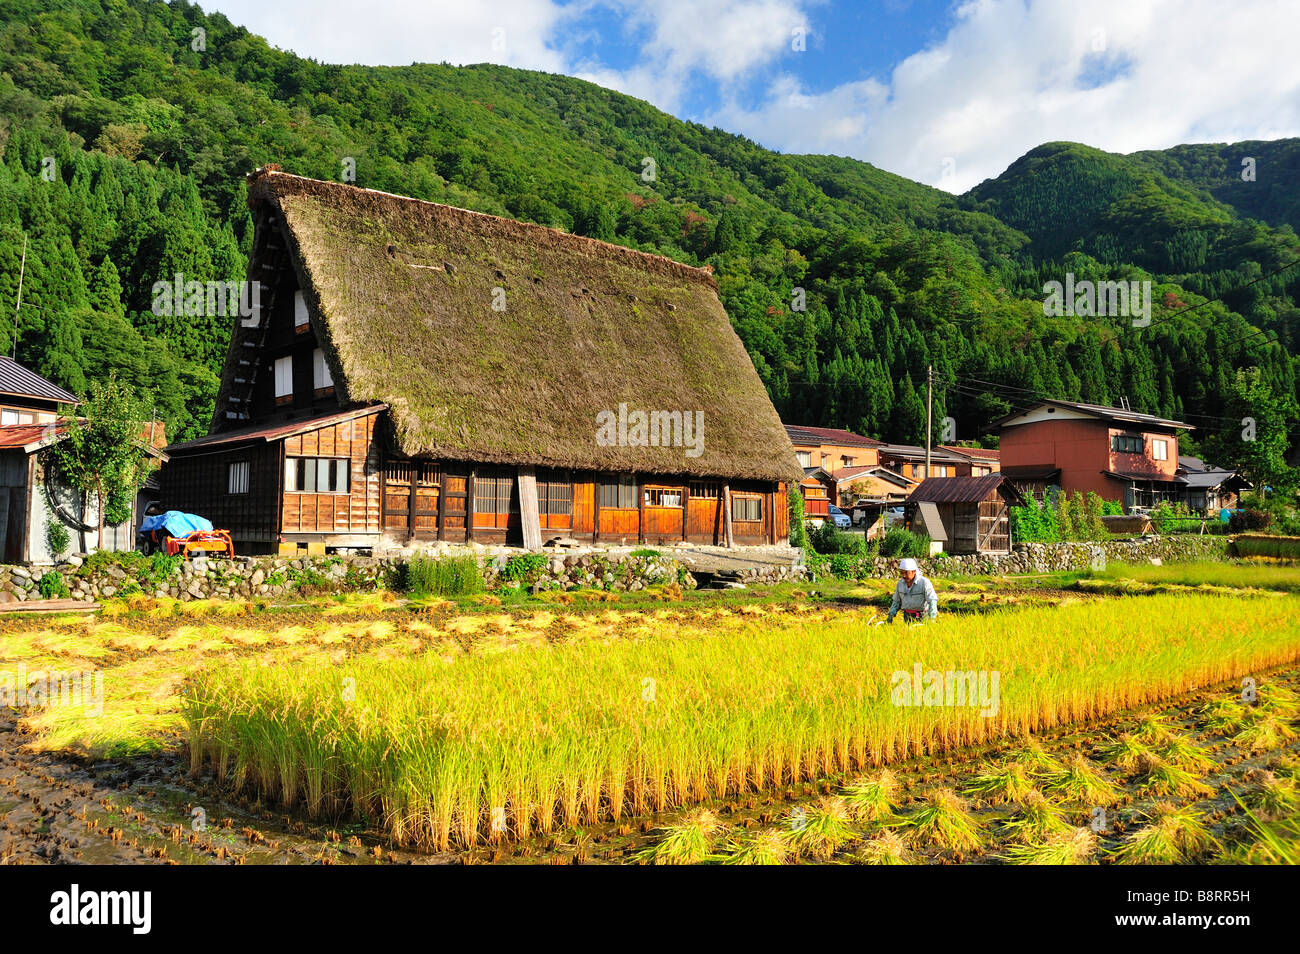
[806, 535, 1230, 580]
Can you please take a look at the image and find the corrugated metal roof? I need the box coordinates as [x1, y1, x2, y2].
[875, 443, 970, 463]
[995, 399, 1189, 431]
[0, 423, 62, 451]
[167, 405, 386, 453]
[909, 474, 1025, 505]
[0, 357, 78, 404]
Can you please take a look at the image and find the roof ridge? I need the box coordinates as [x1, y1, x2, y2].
[246, 167, 717, 289]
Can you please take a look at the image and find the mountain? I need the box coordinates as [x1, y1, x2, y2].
[0, 0, 1295, 465]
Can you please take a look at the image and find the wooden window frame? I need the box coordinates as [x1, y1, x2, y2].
[733, 494, 763, 522]
[285, 456, 351, 495]
[644, 486, 684, 508]
[293, 290, 310, 334]
[273, 355, 294, 405]
[227, 460, 250, 495]
[1111, 434, 1144, 454]
[599, 475, 637, 510]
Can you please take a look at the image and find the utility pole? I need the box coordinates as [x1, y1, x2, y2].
[925, 364, 933, 479]
[11, 232, 27, 360]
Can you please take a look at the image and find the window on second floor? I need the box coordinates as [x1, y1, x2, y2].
[1112, 434, 1144, 454]
[796, 451, 812, 467]
[273, 355, 293, 402]
[1152, 439, 1168, 461]
[293, 290, 310, 332]
[285, 457, 350, 494]
[312, 348, 334, 392]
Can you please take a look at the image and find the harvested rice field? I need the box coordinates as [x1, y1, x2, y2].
[1, 563, 1298, 866]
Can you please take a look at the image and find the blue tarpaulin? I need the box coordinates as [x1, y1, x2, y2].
[139, 511, 214, 538]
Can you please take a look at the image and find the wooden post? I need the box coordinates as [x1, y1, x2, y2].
[681, 482, 690, 543]
[407, 464, 417, 542]
[593, 477, 601, 544]
[722, 483, 734, 549]
[464, 468, 475, 543]
[637, 477, 645, 544]
[517, 466, 542, 550]
[436, 469, 447, 542]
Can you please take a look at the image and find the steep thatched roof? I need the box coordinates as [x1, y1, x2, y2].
[244, 170, 799, 483]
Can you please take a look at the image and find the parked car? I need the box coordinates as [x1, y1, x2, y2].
[827, 505, 852, 530]
[885, 506, 905, 527]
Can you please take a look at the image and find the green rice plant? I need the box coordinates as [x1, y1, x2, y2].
[1232, 534, 1300, 561]
[718, 829, 788, 865]
[1004, 827, 1097, 865]
[1133, 714, 1177, 744]
[1133, 757, 1214, 798]
[182, 593, 1300, 851]
[1011, 738, 1063, 775]
[842, 769, 900, 823]
[1247, 772, 1299, 819]
[1001, 791, 1073, 844]
[1198, 699, 1248, 735]
[1234, 713, 1298, 753]
[904, 789, 982, 852]
[1098, 733, 1155, 772]
[1258, 684, 1300, 718]
[404, 554, 483, 598]
[857, 829, 912, 865]
[783, 797, 856, 861]
[963, 761, 1036, 805]
[1226, 796, 1300, 864]
[1041, 756, 1121, 806]
[1153, 736, 1216, 774]
[1114, 803, 1217, 864]
[636, 809, 724, 865]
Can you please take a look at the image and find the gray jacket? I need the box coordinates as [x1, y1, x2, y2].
[887, 574, 938, 620]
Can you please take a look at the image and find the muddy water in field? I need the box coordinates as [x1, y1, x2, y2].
[5, 666, 1293, 865]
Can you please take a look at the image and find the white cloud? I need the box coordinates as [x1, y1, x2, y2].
[707, 0, 1300, 192]
[204, 0, 573, 69]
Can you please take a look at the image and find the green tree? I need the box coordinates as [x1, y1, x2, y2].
[46, 377, 154, 550]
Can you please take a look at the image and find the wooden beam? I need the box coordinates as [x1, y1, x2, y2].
[593, 475, 601, 544]
[436, 468, 447, 542]
[681, 481, 690, 543]
[465, 468, 475, 543]
[637, 476, 645, 544]
[722, 483, 734, 549]
[517, 466, 542, 549]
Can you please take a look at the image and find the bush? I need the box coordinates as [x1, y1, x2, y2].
[38, 571, 70, 600]
[1230, 509, 1274, 532]
[1010, 495, 1059, 543]
[808, 521, 871, 556]
[45, 516, 70, 559]
[405, 554, 483, 597]
[880, 528, 930, 559]
[788, 488, 807, 549]
[501, 553, 548, 584]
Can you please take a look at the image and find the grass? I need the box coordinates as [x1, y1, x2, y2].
[182, 592, 1300, 850]
[842, 769, 901, 823]
[1083, 560, 1300, 593]
[718, 829, 789, 865]
[783, 797, 857, 860]
[636, 810, 724, 865]
[1113, 804, 1217, 864]
[1000, 791, 1073, 844]
[1232, 534, 1300, 561]
[1040, 756, 1121, 805]
[857, 829, 912, 865]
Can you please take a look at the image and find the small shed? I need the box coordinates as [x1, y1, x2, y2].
[907, 474, 1025, 555]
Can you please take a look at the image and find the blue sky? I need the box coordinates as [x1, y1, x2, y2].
[203, 0, 1300, 193]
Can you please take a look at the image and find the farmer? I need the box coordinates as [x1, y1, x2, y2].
[886, 558, 938, 623]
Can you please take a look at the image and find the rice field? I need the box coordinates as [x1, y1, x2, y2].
[182, 592, 1300, 851]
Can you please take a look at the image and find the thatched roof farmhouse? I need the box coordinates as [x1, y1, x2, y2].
[165, 168, 798, 552]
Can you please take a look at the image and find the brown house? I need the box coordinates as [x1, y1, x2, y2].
[784, 424, 883, 474]
[997, 400, 1191, 509]
[876, 443, 973, 480]
[906, 474, 1025, 555]
[162, 169, 799, 552]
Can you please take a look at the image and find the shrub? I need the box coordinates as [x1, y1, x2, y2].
[1229, 509, 1273, 532]
[45, 515, 70, 559]
[501, 553, 548, 584]
[38, 571, 70, 600]
[628, 548, 660, 559]
[787, 488, 806, 549]
[1010, 495, 1059, 543]
[879, 528, 929, 559]
[809, 521, 871, 556]
[406, 554, 483, 597]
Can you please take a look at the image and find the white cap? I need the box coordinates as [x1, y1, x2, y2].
[898, 558, 919, 572]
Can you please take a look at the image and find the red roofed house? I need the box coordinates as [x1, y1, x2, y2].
[996, 400, 1190, 509]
